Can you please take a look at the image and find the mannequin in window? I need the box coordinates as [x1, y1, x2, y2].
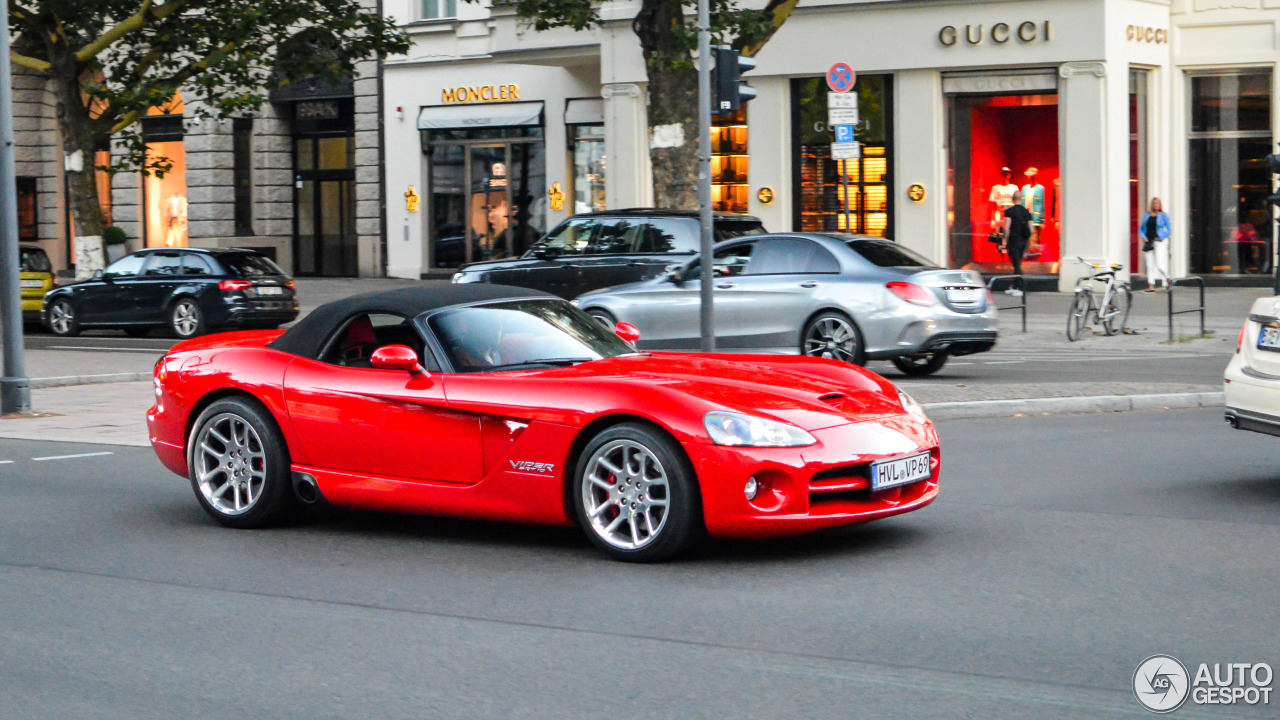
[1020, 168, 1046, 259]
[163, 193, 188, 247]
[988, 167, 1018, 230]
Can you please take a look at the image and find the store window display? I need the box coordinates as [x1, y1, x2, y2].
[948, 93, 1060, 274]
[142, 97, 188, 248]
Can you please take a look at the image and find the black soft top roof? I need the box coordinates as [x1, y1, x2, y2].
[267, 282, 554, 359]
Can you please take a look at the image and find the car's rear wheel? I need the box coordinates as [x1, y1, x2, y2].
[48, 299, 79, 337]
[188, 397, 297, 529]
[170, 298, 205, 338]
[586, 309, 616, 331]
[573, 423, 702, 562]
[802, 311, 864, 365]
[891, 351, 949, 377]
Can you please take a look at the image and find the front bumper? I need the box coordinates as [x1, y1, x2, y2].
[687, 416, 940, 538]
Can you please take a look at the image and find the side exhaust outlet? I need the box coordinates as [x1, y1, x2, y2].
[291, 471, 322, 505]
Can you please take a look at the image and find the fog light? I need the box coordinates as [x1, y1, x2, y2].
[744, 477, 760, 501]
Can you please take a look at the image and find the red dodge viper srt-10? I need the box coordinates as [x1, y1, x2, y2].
[147, 284, 940, 561]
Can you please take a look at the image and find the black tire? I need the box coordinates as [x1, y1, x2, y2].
[1066, 292, 1091, 342]
[572, 422, 703, 562]
[170, 298, 205, 339]
[47, 298, 80, 337]
[123, 327, 151, 338]
[585, 308, 616, 331]
[1102, 286, 1131, 336]
[187, 396, 297, 529]
[891, 351, 949, 377]
[801, 311, 865, 365]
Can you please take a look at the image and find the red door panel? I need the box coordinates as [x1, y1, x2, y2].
[283, 358, 484, 484]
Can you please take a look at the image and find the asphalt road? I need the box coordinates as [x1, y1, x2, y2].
[1, 409, 1275, 719]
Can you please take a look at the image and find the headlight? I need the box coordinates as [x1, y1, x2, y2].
[897, 389, 930, 424]
[704, 411, 816, 447]
[569, 299, 581, 307]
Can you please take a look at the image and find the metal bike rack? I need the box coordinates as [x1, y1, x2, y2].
[986, 275, 1026, 333]
[1167, 276, 1205, 342]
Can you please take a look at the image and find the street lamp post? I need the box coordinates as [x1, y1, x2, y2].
[696, 0, 714, 352]
[0, 0, 32, 414]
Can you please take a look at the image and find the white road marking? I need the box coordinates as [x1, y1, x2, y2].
[0, 460, 12, 465]
[32, 451, 115, 462]
[46, 346, 164, 354]
[982, 361, 1023, 365]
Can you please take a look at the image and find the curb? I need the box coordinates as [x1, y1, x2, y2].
[29, 372, 152, 389]
[0, 429, 150, 448]
[922, 391, 1224, 420]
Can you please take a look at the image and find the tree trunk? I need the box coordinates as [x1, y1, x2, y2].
[634, 0, 699, 211]
[48, 56, 108, 274]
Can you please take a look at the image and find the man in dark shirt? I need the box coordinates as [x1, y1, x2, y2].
[1001, 190, 1033, 292]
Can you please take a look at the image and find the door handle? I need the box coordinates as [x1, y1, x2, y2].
[800, 281, 819, 288]
[716, 282, 736, 289]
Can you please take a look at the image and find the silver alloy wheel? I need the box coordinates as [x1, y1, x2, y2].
[804, 316, 859, 362]
[588, 311, 615, 331]
[194, 412, 267, 516]
[172, 300, 199, 337]
[581, 439, 670, 550]
[49, 301, 73, 334]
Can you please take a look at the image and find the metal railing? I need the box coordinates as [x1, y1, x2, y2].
[986, 274, 1026, 333]
[1167, 276, 1205, 342]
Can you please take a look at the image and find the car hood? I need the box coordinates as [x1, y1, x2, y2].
[563, 353, 907, 431]
[457, 257, 540, 272]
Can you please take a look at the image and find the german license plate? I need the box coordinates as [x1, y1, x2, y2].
[20, 279, 43, 288]
[946, 287, 982, 303]
[256, 286, 283, 296]
[1258, 326, 1280, 352]
[870, 452, 932, 491]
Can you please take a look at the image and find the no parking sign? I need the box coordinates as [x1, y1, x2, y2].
[827, 63, 856, 93]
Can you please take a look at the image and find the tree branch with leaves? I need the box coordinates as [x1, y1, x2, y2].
[7, 0, 408, 257]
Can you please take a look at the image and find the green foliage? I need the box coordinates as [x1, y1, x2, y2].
[9, 0, 410, 174]
[101, 226, 128, 245]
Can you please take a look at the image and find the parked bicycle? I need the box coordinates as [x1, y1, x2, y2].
[1066, 257, 1131, 341]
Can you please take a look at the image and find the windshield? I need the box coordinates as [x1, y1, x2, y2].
[220, 253, 287, 277]
[843, 238, 936, 268]
[429, 299, 635, 373]
[20, 247, 51, 273]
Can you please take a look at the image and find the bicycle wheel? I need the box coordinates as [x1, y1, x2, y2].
[1066, 292, 1091, 342]
[1103, 285, 1132, 336]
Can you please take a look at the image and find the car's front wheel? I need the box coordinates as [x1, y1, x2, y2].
[891, 351, 949, 377]
[573, 423, 702, 562]
[170, 298, 205, 338]
[48, 299, 80, 337]
[802, 311, 864, 365]
[188, 397, 297, 529]
[585, 309, 616, 331]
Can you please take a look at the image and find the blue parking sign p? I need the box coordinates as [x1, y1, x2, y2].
[834, 124, 855, 143]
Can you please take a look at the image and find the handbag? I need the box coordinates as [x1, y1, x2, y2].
[1142, 238, 1155, 252]
[988, 229, 1004, 244]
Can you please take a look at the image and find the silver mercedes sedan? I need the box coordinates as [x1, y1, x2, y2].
[572, 233, 998, 376]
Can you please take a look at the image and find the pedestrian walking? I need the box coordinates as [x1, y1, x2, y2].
[1141, 197, 1171, 292]
[1001, 190, 1032, 295]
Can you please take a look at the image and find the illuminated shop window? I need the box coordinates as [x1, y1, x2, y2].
[141, 96, 188, 248]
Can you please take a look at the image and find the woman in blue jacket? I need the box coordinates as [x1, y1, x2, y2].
[1141, 198, 1172, 292]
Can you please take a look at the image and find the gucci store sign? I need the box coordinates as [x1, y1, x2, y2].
[940, 21, 1052, 46]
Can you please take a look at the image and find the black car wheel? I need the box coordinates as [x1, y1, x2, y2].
[586, 309, 617, 331]
[891, 351, 949, 377]
[573, 422, 702, 562]
[124, 327, 151, 338]
[47, 299, 79, 337]
[187, 397, 297, 529]
[170, 298, 205, 338]
[802, 311, 865, 365]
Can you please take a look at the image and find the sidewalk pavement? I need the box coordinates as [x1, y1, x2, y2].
[0, 281, 1254, 448]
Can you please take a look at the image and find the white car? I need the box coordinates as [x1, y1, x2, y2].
[1225, 295, 1280, 436]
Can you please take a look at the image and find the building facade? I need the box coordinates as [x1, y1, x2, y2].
[383, 0, 1278, 289]
[10, 3, 387, 278]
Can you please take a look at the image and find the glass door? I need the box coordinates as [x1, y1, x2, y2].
[468, 145, 510, 262]
[294, 135, 356, 276]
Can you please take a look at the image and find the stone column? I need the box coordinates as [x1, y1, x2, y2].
[1057, 61, 1119, 292]
[602, 83, 649, 209]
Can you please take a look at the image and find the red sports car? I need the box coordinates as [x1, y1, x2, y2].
[147, 284, 940, 561]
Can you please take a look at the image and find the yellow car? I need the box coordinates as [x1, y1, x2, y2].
[20, 245, 54, 323]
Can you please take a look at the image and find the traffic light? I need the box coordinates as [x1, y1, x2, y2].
[1267, 144, 1280, 209]
[713, 47, 757, 114]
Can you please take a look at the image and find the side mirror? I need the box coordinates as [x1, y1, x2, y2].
[663, 264, 684, 283]
[371, 345, 425, 376]
[615, 322, 641, 344]
[94, 270, 106, 280]
[532, 245, 559, 260]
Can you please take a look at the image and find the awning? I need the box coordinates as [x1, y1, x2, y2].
[417, 101, 544, 130]
[564, 98, 604, 125]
